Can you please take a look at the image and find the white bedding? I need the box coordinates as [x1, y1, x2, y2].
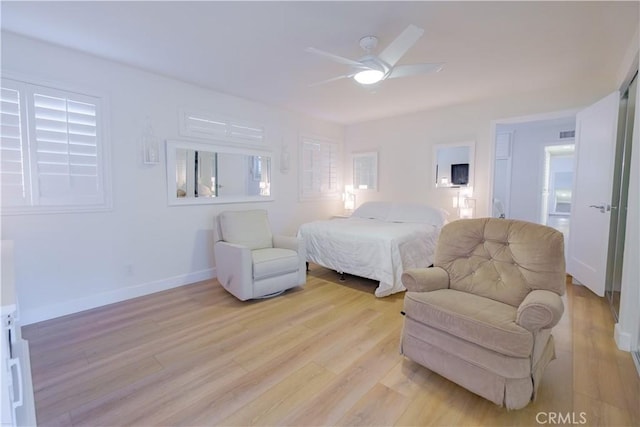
[298, 217, 440, 297]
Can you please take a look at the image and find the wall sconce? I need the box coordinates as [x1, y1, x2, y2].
[142, 117, 160, 165]
[453, 187, 475, 218]
[343, 185, 356, 212]
[280, 144, 290, 174]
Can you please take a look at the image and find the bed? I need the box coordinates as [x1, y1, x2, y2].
[297, 201, 448, 297]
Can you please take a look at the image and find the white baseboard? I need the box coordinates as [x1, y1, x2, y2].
[21, 268, 216, 325]
[614, 322, 632, 351]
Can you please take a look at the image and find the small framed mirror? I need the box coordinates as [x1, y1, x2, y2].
[166, 139, 274, 205]
[434, 142, 475, 188]
[353, 151, 378, 190]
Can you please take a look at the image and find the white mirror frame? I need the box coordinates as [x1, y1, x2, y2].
[166, 139, 274, 205]
[433, 141, 475, 189]
[352, 151, 378, 191]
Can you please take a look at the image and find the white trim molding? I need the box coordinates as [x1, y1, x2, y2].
[614, 323, 632, 351]
[21, 268, 216, 325]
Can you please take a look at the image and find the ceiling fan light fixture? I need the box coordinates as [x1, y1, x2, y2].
[353, 69, 384, 85]
[307, 24, 442, 88]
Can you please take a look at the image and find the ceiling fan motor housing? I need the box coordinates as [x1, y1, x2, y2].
[359, 35, 379, 52]
[358, 55, 390, 75]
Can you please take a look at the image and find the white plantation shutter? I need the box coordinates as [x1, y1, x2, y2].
[31, 91, 101, 204]
[180, 110, 264, 143]
[0, 78, 109, 213]
[229, 123, 263, 142]
[300, 136, 340, 199]
[0, 86, 29, 206]
[183, 114, 227, 138]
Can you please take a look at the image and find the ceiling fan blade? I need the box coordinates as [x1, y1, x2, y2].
[377, 24, 424, 67]
[305, 47, 365, 68]
[387, 63, 444, 79]
[308, 73, 355, 87]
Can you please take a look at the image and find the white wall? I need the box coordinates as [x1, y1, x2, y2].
[1, 33, 344, 324]
[344, 83, 611, 220]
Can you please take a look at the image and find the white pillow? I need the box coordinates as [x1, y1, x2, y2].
[218, 210, 273, 250]
[351, 201, 392, 220]
[387, 202, 449, 226]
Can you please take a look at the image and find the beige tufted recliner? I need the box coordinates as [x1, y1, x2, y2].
[400, 218, 566, 409]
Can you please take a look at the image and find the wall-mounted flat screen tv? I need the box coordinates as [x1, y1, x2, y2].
[451, 163, 469, 185]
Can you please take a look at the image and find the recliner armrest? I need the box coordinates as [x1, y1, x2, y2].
[401, 267, 450, 293]
[214, 241, 253, 300]
[516, 289, 564, 331]
[273, 234, 307, 286]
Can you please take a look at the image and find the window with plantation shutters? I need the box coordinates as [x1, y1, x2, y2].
[0, 78, 109, 213]
[300, 135, 340, 200]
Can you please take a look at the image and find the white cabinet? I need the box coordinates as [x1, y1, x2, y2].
[1, 241, 36, 427]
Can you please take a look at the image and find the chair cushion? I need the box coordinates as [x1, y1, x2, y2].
[219, 210, 273, 250]
[252, 248, 299, 280]
[404, 289, 533, 357]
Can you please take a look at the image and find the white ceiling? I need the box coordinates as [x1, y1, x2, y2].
[1, 1, 638, 125]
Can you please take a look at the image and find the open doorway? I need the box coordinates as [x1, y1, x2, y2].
[491, 114, 577, 259]
[541, 144, 575, 248]
[492, 116, 576, 220]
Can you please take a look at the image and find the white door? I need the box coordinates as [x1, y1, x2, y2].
[567, 91, 619, 296]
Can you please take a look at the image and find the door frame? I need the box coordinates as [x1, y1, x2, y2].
[606, 73, 637, 320]
[612, 59, 639, 355]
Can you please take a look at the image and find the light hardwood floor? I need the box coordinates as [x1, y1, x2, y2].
[24, 265, 639, 426]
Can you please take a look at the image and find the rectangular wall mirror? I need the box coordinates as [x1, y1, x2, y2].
[166, 139, 273, 205]
[434, 142, 475, 188]
[353, 151, 378, 190]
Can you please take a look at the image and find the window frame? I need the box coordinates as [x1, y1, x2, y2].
[0, 75, 112, 215]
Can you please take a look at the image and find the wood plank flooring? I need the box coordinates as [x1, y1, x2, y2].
[24, 266, 639, 426]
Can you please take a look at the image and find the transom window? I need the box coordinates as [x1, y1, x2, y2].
[179, 109, 265, 144]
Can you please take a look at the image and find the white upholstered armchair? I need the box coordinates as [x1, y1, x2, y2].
[213, 209, 306, 300]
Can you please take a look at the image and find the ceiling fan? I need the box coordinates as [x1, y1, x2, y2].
[306, 24, 444, 87]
